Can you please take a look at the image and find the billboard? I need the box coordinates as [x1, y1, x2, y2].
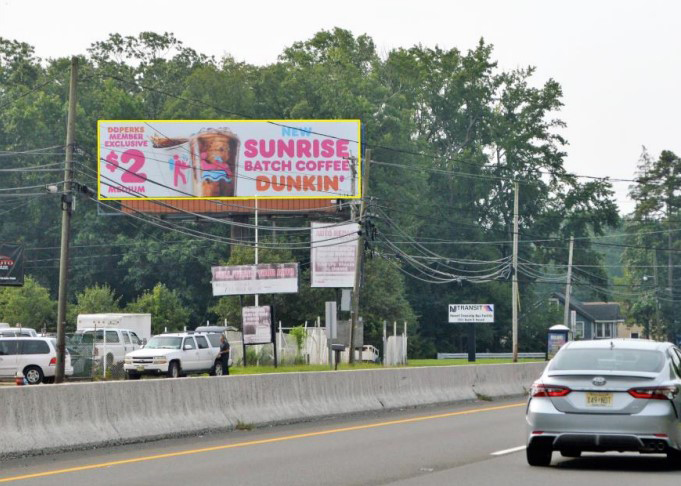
[242, 306, 272, 345]
[448, 304, 495, 323]
[310, 222, 359, 288]
[98, 120, 361, 200]
[0, 244, 24, 287]
[211, 263, 298, 296]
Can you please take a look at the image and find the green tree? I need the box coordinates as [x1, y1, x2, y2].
[127, 283, 190, 334]
[67, 284, 121, 326]
[623, 148, 681, 339]
[0, 276, 56, 331]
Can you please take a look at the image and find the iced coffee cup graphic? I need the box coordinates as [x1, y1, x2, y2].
[190, 129, 239, 197]
[151, 128, 239, 197]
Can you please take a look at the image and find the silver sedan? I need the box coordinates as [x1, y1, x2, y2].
[526, 339, 681, 466]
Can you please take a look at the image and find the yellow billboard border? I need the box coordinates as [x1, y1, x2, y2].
[97, 119, 362, 201]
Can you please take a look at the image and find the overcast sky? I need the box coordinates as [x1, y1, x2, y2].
[1, 0, 680, 214]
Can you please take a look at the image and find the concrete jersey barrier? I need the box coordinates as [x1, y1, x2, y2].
[0, 362, 545, 458]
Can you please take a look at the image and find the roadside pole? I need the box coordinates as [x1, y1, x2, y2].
[562, 236, 575, 332]
[350, 150, 371, 364]
[55, 57, 78, 384]
[467, 322, 476, 362]
[240, 295, 247, 367]
[254, 197, 259, 307]
[271, 304, 277, 368]
[511, 182, 519, 363]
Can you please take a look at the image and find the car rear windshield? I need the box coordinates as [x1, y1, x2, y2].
[145, 337, 182, 349]
[550, 348, 666, 373]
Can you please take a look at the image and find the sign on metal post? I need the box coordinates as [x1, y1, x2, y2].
[448, 304, 495, 363]
[242, 306, 272, 345]
[340, 289, 352, 311]
[311, 222, 359, 288]
[0, 244, 24, 287]
[324, 302, 337, 339]
[211, 263, 298, 296]
[448, 304, 495, 323]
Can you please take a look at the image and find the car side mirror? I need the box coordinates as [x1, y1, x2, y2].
[184, 345, 192, 350]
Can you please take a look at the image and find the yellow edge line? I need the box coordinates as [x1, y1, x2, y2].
[0, 402, 524, 483]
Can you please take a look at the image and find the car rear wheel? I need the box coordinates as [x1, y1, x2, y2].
[667, 447, 681, 465]
[560, 449, 581, 458]
[527, 442, 552, 466]
[24, 366, 44, 385]
[167, 361, 181, 378]
[211, 360, 223, 376]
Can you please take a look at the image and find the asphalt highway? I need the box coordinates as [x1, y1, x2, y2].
[1, 398, 680, 485]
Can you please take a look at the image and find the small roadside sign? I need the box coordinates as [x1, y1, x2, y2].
[448, 304, 494, 323]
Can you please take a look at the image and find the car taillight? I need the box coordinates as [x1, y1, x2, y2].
[531, 382, 571, 397]
[628, 386, 678, 400]
[48, 357, 57, 366]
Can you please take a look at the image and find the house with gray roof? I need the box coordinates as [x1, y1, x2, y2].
[551, 293, 629, 340]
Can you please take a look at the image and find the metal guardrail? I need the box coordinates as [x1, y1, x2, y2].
[437, 352, 545, 359]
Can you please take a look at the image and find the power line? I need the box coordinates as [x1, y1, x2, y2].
[78, 166, 360, 235]
[0, 77, 62, 110]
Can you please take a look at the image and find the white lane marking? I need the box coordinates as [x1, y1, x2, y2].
[491, 445, 526, 456]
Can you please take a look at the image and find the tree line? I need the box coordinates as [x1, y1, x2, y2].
[3, 28, 675, 355]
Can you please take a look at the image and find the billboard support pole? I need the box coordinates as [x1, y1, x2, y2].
[240, 295, 247, 368]
[271, 303, 278, 368]
[254, 198, 259, 307]
[511, 182, 519, 363]
[55, 57, 78, 384]
[350, 150, 371, 364]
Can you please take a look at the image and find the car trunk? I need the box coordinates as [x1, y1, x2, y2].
[544, 370, 659, 414]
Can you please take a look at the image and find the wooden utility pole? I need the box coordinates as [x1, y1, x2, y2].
[563, 236, 575, 332]
[512, 182, 519, 362]
[55, 57, 78, 383]
[667, 224, 673, 327]
[349, 150, 371, 364]
[652, 249, 659, 339]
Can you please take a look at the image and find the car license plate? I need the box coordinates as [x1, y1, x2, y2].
[586, 392, 612, 407]
[136, 365, 145, 372]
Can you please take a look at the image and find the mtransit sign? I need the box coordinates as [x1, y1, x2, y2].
[242, 306, 272, 345]
[310, 222, 359, 288]
[0, 244, 24, 287]
[98, 120, 361, 200]
[448, 304, 495, 323]
[211, 263, 298, 296]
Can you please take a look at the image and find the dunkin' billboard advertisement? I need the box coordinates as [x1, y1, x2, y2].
[97, 120, 361, 200]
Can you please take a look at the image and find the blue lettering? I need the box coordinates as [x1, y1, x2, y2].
[281, 127, 313, 137]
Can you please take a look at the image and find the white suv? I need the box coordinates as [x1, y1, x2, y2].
[124, 332, 220, 379]
[0, 337, 73, 384]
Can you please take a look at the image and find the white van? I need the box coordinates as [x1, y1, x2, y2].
[73, 328, 143, 366]
[0, 337, 73, 384]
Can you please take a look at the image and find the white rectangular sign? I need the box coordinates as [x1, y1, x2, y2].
[310, 222, 359, 288]
[211, 263, 298, 296]
[98, 120, 360, 199]
[242, 306, 272, 345]
[448, 304, 495, 323]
